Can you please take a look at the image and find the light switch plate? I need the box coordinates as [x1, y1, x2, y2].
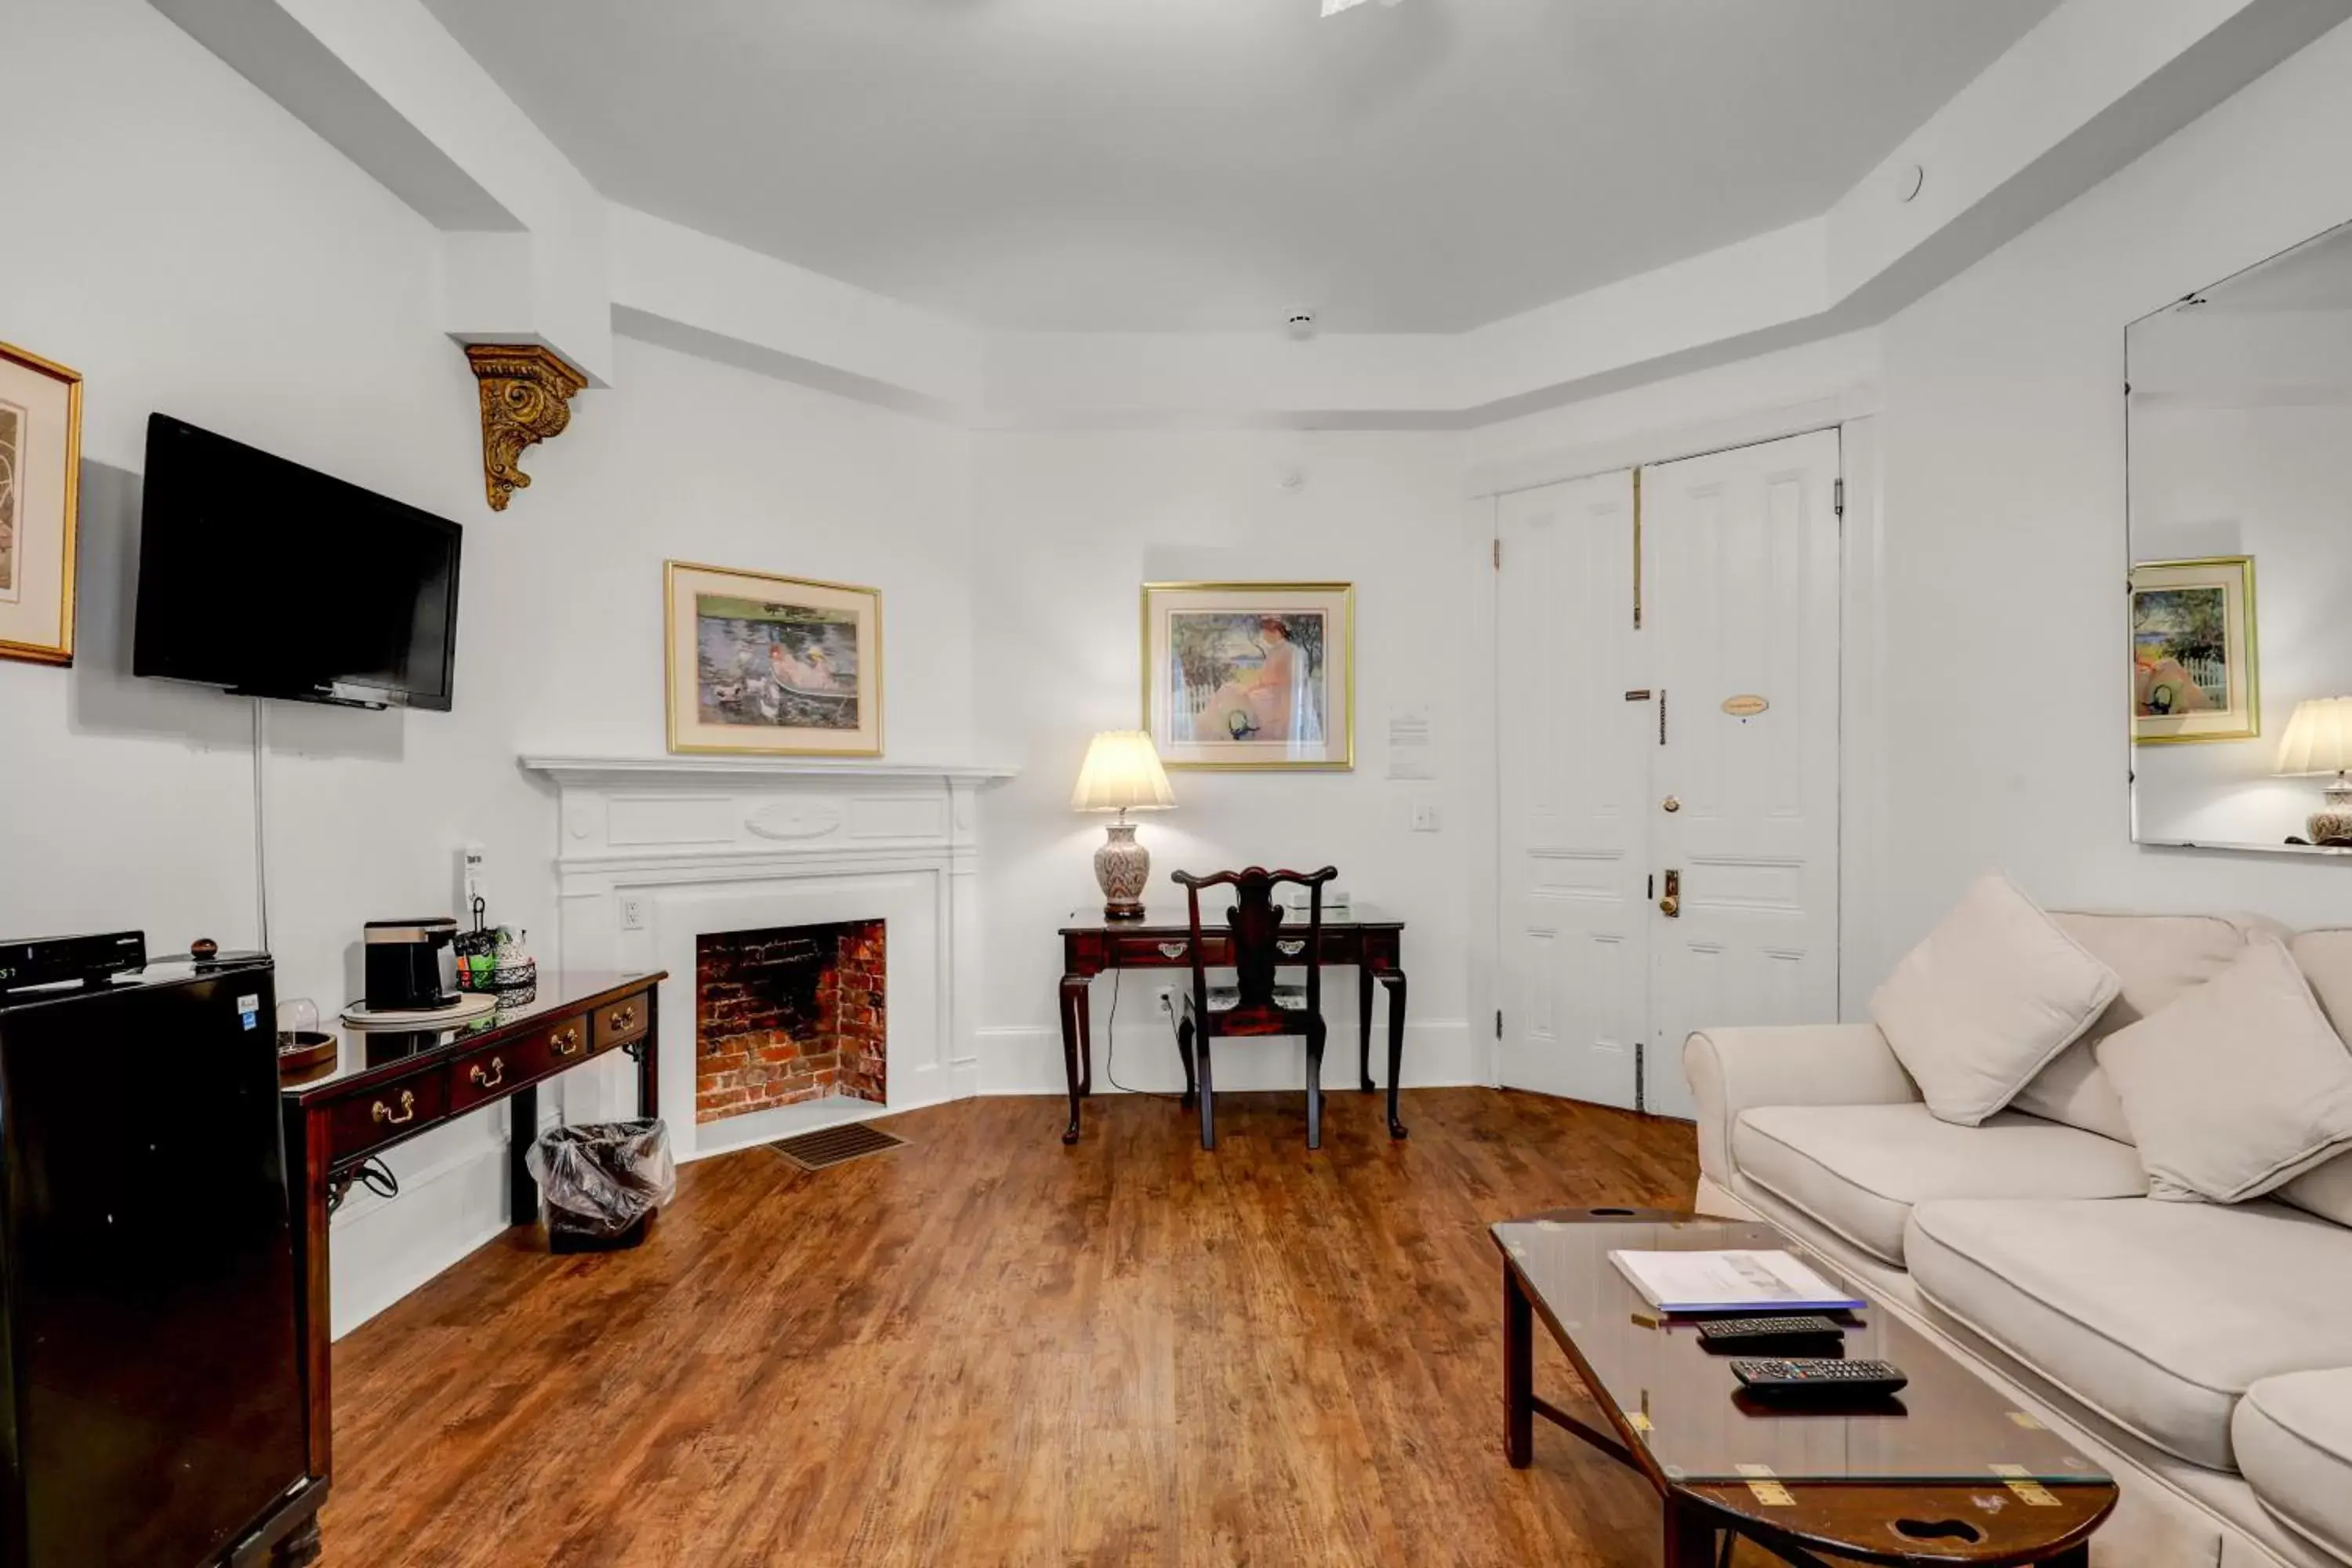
[1410, 801, 1441, 833]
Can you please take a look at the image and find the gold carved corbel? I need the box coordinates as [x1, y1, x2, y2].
[464, 344, 587, 511]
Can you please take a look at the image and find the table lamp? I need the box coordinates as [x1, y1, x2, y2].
[2277, 696, 2352, 844]
[1071, 730, 1175, 920]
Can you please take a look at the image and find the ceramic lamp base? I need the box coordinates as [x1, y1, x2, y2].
[2310, 776, 2352, 845]
[1095, 818, 1150, 919]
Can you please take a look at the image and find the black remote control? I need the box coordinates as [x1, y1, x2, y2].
[1696, 1315, 1848, 1352]
[1732, 1358, 1908, 1399]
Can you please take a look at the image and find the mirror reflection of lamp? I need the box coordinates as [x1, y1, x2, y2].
[1071, 731, 1176, 920]
[2276, 697, 2352, 844]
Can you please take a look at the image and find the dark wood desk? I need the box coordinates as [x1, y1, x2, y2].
[274, 969, 664, 1566]
[1057, 906, 1405, 1145]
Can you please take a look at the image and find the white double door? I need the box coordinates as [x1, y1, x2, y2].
[1497, 430, 1842, 1120]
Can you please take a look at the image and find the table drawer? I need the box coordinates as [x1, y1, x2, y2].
[591, 989, 652, 1053]
[1115, 935, 1229, 967]
[328, 1073, 449, 1160]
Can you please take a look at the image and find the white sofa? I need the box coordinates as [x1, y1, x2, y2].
[1686, 912, 2352, 1568]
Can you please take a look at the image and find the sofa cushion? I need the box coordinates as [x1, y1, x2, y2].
[2096, 936, 2352, 1203]
[1871, 874, 2120, 1127]
[1734, 1104, 2144, 1265]
[2282, 931, 2352, 1229]
[2234, 1369, 2352, 1563]
[1906, 1197, 2352, 1471]
[2015, 912, 2272, 1143]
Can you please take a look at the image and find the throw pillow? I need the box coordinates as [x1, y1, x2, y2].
[1871, 873, 2122, 1126]
[2096, 935, 2352, 1203]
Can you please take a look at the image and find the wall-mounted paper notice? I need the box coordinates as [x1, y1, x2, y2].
[1387, 705, 1436, 780]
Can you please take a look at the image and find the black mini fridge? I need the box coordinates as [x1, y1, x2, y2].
[0, 954, 308, 1566]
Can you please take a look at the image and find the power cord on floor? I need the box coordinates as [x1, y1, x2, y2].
[1100, 967, 1185, 1102]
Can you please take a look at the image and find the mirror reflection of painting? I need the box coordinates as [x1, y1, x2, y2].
[2134, 586, 2228, 717]
[1171, 611, 1326, 744]
[695, 594, 859, 731]
[0, 400, 20, 598]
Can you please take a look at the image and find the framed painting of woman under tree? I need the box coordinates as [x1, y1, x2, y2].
[2132, 555, 2257, 745]
[1142, 582, 1353, 770]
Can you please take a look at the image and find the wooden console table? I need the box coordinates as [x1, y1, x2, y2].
[272, 969, 664, 1566]
[1056, 906, 1405, 1145]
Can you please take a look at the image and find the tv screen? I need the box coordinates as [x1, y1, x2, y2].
[133, 415, 461, 710]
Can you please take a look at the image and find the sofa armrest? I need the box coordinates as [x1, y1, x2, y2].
[1682, 1024, 1919, 1185]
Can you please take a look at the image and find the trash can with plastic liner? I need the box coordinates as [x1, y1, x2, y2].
[525, 1119, 676, 1252]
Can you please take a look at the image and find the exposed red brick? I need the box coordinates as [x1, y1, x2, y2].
[695, 918, 887, 1122]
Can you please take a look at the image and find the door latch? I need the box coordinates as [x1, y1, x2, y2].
[1661, 795, 1681, 814]
[1659, 868, 1682, 918]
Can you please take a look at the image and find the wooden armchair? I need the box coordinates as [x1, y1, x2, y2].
[1171, 866, 1338, 1150]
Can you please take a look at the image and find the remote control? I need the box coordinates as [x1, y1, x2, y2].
[1696, 1315, 1849, 1352]
[1732, 1358, 1908, 1399]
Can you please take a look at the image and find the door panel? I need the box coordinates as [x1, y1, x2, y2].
[1642, 430, 1843, 1120]
[1497, 470, 1646, 1106]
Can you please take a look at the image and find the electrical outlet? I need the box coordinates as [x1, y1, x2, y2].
[619, 895, 648, 932]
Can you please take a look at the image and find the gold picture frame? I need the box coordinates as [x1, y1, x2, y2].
[0, 339, 83, 666]
[2132, 555, 2259, 745]
[1140, 581, 1354, 771]
[664, 560, 883, 757]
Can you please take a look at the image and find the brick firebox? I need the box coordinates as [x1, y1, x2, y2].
[694, 920, 885, 1123]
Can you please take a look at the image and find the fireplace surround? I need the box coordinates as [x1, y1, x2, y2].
[524, 756, 1013, 1160]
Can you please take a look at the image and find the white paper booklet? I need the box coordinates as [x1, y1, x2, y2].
[1607, 1248, 1866, 1315]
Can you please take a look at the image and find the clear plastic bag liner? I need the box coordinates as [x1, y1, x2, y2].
[524, 1119, 677, 1236]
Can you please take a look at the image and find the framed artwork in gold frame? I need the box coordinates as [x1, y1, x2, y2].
[1141, 581, 1353, 770]
[2132, 555, 2258, 745]
[664, 561, 882, 757]
[0, 340, 82, 666]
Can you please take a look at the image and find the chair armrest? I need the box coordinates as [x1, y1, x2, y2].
[1682, 1024, 1918, 1185]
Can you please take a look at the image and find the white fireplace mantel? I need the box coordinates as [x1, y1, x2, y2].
[521, 754, 1019, 789]
[519, 753, 1016, 1160]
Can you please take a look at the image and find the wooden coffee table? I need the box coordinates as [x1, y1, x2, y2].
[1493, 1207, 2116, 1566]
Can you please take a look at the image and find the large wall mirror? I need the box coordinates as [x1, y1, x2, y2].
[2129, 219, 2352, 856]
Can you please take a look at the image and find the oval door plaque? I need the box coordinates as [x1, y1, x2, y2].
[1721, 694, 1770, 718]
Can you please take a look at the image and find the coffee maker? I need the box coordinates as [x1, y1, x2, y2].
[362, 918, 460, 1011]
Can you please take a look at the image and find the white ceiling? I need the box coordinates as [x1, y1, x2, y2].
[424, 0, 2060, 335]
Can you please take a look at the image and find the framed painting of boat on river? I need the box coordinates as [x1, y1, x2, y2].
[666, 561, 882, 757]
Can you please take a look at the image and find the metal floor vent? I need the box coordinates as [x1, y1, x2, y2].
[768, 1121, 906, 1171]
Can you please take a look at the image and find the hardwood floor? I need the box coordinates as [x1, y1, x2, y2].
[323, 1088, 1705, 1566]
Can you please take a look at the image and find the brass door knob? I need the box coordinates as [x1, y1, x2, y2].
[1659, 868, 1682, 918]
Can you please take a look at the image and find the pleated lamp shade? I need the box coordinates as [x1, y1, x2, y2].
[1070, 731, 1176, 814]
[2277, 698, 2352, 777]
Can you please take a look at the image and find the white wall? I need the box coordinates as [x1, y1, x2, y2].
[968, 430, 1483, 1096]
[0, 0, 973, 1334]
[1870, 14, 2352, 961]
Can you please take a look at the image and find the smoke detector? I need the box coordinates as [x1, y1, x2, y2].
[1285, 310, 1318, 340]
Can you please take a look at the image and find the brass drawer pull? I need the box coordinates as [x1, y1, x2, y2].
[608, 1005, 638, 1033]
[551, 1026, 583, 1058]
[1276, 939, 1305, 956]
[470, 1056, 506, 1091]
[371, 1091, 416, 1126]
[1157, 942, 1188, 959]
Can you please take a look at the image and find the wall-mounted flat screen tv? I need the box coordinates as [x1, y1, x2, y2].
[133, 414, 462, 710]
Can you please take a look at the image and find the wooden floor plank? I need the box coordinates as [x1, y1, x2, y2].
[324, 1088, 1706, 1566]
